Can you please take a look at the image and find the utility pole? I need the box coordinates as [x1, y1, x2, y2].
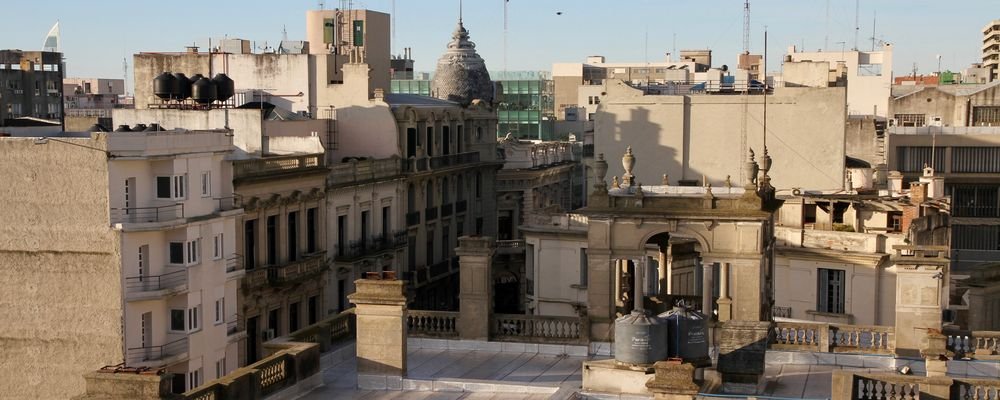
[742, 0, 750, 54]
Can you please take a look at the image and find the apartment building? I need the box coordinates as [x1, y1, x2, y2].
[787, 44, 893, 117]
[0, 50, 64, 127]
[0, 128, 243, 397]
[984, 19, 1000, 82]
[496, 136, 582, 240]
[889, 81, 1000, 127]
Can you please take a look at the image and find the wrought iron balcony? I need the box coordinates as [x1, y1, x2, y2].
[425, 206, 438, 221]
[333, 232, 407, 262]
[126, 337, 188, 365]
[124, 269, 187, 300]
[244, 252, 327, 289]
[111, 204, 184, 224]
[406, 211, 421, 226]
[441, 203, 453, 218]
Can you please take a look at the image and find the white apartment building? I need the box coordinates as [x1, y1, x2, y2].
[108, 128, 243, 392]
[787, 44, 894, 117]
[984, 19, 1000, 82]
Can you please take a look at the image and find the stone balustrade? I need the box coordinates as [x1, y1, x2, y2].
[831, 370, 1000, 400]
[772, 322, 895, 354]
[946, 329, 1000, 359]
[492, 314, 590, 345]
[407, 310, 460, 338]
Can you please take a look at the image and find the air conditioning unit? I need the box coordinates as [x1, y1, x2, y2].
[262, 329, 276, 341]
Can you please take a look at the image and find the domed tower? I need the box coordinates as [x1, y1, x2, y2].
[431, 17, 494, 106]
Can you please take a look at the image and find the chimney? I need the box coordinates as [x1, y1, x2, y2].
[888, 171, 904, 197]
[909, 182, 927, 205]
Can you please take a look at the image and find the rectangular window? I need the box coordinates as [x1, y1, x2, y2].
[475, 173, 482, 198]
[188, 305, 201, 331]
[426, 228, 435, 265]
[216, 359, 225, 379]
[441, 225, 450, 259]
[426, 127, 434, 157]
[214, 298, 224, 324]
[352, 20, 364, 46]
[288, 211, 299, 262]
[289, 302, 300, 333]
[952, 147, 1000, 173]
[169, 242, 184, 264]
[337, 215, 347, 257]
[306, 208, 318, 253]
[157, 177, 172, 199]
[170, 309, 185, 332]
[579, 249, 588, 286]
[201, 171, 211, 197]
[973, 106, 1000, 126]
[308, 295, 318, 325]
[268, 308, 279, 333]
[895, 146, 945, 172]
[245, 220, 257, 269]
[188, 368, 201, 391]
[186, 239, 200, 265]
[323, 18, 336, 44]
[173, 175, 186, 199]
[266, 215, 277, 265]
[361, 210, 370, 244]
[817, 268, 846, 314]
[213, 234, 223, 260]
[894, 113, 926, 127]
[382, 206, 391, 235]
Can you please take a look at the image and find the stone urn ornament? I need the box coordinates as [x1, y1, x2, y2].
[622, 146, 635, 187]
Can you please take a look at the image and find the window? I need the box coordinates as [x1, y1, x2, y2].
[213, 234, 223, 260]
[426, 181, 435, 207]
[426, 127, 434, 157]
[201, 172, 211, 197]
[169, 242, 184, 264]
[244, 220, 257, 269]
[361, 210, 370, 243]
[289, 302, 300, 333]
[382, 206, 391, 235]
[268, 308, 279, 333]
[973, 106, 1000, 126]
[475, 218, 483, 235]
[215, 298, 224, 325]
[337, 215, 347, 257]
[266, 215, 277, 265]
[857, 63, 882, 76]
[186, 239, 200, 265]
[188, 305, 201, 331]
[475, 173, 482, 198]
[817, 268, 846, 314]
[895, 147, 945, 172]
[308, 295, 318, 325]
[306, 208, 318, 253]
[288, 211, 299, 262]
[156, 175, 186, 199]
[894, 114, 926, 127]
[426, 227, 435, 265]
[188, 369, 201, 391]
[952, 147, 1000, 173]
[215, 358, 225, 379]
[579, 249, 588, 287]
[442, 225, 450, 259]
[170, 309, 185, 331]
[352, 20, 364, 46]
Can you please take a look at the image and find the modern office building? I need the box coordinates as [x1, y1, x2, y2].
[494, 71, 555, 140]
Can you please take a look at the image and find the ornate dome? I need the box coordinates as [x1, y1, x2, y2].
[431, 20, 493, 106]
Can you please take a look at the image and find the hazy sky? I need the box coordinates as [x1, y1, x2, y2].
[1, 0, 992, 83]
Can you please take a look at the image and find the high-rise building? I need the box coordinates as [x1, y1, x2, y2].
[984, 19, 1000, 82]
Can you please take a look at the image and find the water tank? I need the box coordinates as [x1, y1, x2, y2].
[191, 77, 218, 104]
[132, 124, 147, 131]
[88, 124, 108, 132]
[212, 73, 235, 101]
[614, 311, 668, 365]
[114, 125, 132, 132]
[659, 306, 709, 364]
[172, 73, 192, 100]
[144, 123, 164, 131]
[153, 72, 177, 100]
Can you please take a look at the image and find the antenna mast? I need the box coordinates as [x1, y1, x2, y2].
[503, 0, 508, 75]
[122, 56, 129, 97]
[742, 0, 750, 53]
[854, 0, 860, 50]
[740, 0, 750, 183]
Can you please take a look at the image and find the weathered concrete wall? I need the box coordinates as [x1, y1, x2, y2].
[0, 137, 123, 399]
[889, 87, 961, 126]
[846, 116, 881, 167]
[596, 81, 847, 191]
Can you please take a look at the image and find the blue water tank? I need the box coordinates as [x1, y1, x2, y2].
[614, 311, 668, 365]
[659, 306, 709, 364]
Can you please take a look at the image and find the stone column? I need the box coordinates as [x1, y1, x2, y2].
[658, 245, 671, 297]
[701, 262, 714, 317]
[587, 250, 615, 341]
[644, 361, 700, 400]
[349, 277, 408, 377]
[717, 262, 732, 322]
[891, 246, 949, 357]
[614, 259, 624, 310]
[456, 236, 495, 341]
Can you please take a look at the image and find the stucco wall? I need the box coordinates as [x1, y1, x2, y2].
[0, 137, 124, 399]
[774, 252, 895, 326]
[595, 81, 847, 191]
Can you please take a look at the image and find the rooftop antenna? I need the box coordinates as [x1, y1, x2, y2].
[282, 25, 288, 42]
[672, 32, 676, 62]
[870, 11, 876, 51]
[459, 0, 463, 23]
[853, 0, 860, 51]
[318, 0, 324, 9]
[742, 0, 750, 54]
[391, 0, 396, 54]
[503, 0, 508, 75]
[824, 0, 830, 51]
[122, 55, 128, 97]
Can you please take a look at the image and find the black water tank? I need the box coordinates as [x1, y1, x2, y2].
[614, 311, 668, 365]
[172, 73, 192, 100]
[88, 124, 108, 132]
[114, 125, 132, 132]
[153, 72, 177, 100]
[659, 306, 709, 365]
[133, 124, 147, 131]
[144, 123, 163, 131]
[191, 77, 218, 104]
[212, 73, 234, 101]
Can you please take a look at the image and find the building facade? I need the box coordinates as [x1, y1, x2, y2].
[787, 45, 893, 117]
[0, 50, 64, 127]
[984, 19, 1000, 82]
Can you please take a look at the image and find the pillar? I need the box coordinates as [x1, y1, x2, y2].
[701, 262, 713, 317]
[586, 250, 615, 341]
[456, 236, 495, 340]
[657, 245, 671, 297]
[717, 262, 732, 322]
[891, 246, 949, 357]
[349, 276, 408, 376]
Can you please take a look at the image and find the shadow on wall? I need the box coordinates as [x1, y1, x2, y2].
[598, 106, 704, 187]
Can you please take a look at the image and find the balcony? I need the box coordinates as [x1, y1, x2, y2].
[233, 154, 326, 180]
[225, 254, 245, 281]
[409, 151, 481, 173]
[425, 206, 438, 221]
[124, 268, 188, 301]
[111, 204, 184, 224]
[455, 200, 468, 214]
[495, 239, 526, 255]
[245, 252, 327, 290]
[328, 157, 404, 187]
[406, 211, 421, 227]
[227, 315, 246, 343]
[333, 231, 407, 263]
[126, 337, 189, 366]
[441, 203, 453, 218]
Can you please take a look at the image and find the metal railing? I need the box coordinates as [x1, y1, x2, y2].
[245, 252, 327, 289]
[233, 154, 324, 178]
[492, 314, 590, 345]
[407, 310, 460, 338]
[425, 206, 438, 221]
[214, 196, 238, 212]
[429, 151, 480, 170]
[406, 211, 421, 226]
[889, 126, 1000, 135]
[772, 306, 792, 318]
[111, 203, 184, 224]
[126, 337, 189, 364]
[333, 232, 407, 262]
[441, 203, 453, 217]
[226, 315, 243, 336]
[124, 269, 187, 294]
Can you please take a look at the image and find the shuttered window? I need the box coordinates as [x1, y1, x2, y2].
[817, 268, 846, 314]
[952, 147, 1000, 173]
[895, 146, 945, 172]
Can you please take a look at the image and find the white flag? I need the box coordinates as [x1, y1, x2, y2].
[43, 21, 59, 53]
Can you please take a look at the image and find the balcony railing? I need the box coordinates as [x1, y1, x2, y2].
[425, 206, 438, 221]
[492, 314, 590, 345]
[245, 252, 327, 289]
[225, 255, 244, 273]
[124, 269, 187, 295]
[406, 211, 421, 226]
[771, 322, 895, 354]
[328, 157, 404, 186]
[227, 315, 244, 337]
[410, 151, 481, 173]
[831, 370, 1000, 400]
[455, 200, 468, 214]
[495, 239, 526, 254]
[945, 329, 1000, 358]
[333, 231, 407, 262]
[407, 310, 460, 338]
[126, 337, 189, 365]
[111, 203, 184, 224]
[441, 203, 453, 217]
[233, 154, 325, 179]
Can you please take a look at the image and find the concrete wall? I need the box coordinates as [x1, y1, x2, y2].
[790, 46, 892, 116]
[783, 61, 833, 88]
[890, 87, 961, 126]
[846, 116, 881, 167]
[524, 230, 589, 317]
[595, 81, 847, 190]
[0, 137, 123, 399]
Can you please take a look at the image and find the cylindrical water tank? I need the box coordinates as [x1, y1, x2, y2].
[132, 124, 147, 131]
[114, 125, 132, 132]
[172, 73, 192, 100]
[212, 73, 235, 101]
[153, 72, 177, 100]
[659, 306, 709, 363]
[614, 311, 668, 365]
[191, 77, 218, 104]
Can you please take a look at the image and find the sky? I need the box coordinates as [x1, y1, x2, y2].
[0, 0, 992, 86]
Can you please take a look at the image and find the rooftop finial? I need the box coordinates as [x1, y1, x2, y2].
[459, 0, 463, 23]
